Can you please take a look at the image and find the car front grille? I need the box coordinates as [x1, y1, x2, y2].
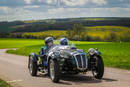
[74, 54, 87, 71]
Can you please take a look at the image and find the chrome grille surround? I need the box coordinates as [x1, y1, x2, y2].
[74, 53, 88, 71]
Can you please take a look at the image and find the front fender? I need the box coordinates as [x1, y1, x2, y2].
[88, 48, 101, 56]
[29, 53, 38, 62]
[95, 50, 101, 55]
[47, 51, 60, 60]
[47, 52, 64, 66]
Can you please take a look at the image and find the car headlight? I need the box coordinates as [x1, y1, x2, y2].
[88, 48, 95, 55]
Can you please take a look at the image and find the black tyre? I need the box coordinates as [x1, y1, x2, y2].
[28, 57, 38, 76]
[49, 59, 60, 83]
[91, 55, 104, 79]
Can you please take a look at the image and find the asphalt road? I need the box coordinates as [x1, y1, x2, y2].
[0, 49, 130, 87]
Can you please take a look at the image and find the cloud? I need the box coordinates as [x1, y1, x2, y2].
[0, 6, 130, 22]
[0, 6, 11, 15]
[46, 0, 57, 4]
[0, 0, 130, 21]
[47, 7, 130, 17]
[24, 5, 40, 9]
[91, 0, 107, 6]
[59, 0, 107, 6]
[62, 0, 89, 6]
[24, 0, 32, 4]
[0, 0, 128, 8]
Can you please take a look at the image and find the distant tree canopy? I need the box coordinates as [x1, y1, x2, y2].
[66, 23, 87, 41]
[1, 25, 130, 42]
[11, 18, 130, 33]
[1, 17, 130, 42]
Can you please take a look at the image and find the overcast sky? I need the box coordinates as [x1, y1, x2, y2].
[0, 0, 130, 21]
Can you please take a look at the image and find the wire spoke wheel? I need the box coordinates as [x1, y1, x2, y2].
[92, 67, 98, 76]
[50, 60, 55, 80]
[28, 56, 37, 76]
[29, 60, 33, 74]
[91, 55, 104, 79]
[49, 59, 60, 83]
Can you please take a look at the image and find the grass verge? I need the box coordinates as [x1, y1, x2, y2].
[0, 79, 12, 87]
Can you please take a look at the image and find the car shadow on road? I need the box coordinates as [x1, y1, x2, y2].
[102, 78, 118, 82]
[60, 74, 101, 85]
[59, 74, 118, 85]
[36, 73, 117, 85]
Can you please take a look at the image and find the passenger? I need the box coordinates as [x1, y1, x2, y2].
[40, 37, 54, 65]
[60, 38, 68, 45]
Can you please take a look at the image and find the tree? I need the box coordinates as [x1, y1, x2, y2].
[73, 23, 85, 38]
[104, 31, 118, 41]
[66, 23, 86, 41]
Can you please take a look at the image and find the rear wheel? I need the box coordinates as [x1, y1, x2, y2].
[28, 57, 38, 76]
[91, 55, 104, 79]
[49, 59, 60, 83]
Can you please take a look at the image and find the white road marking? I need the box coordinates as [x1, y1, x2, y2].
[7, 79, 23, 83]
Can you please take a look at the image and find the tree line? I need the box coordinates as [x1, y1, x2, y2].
[1, 23, 130, 42]
[12, 18, 130, 33]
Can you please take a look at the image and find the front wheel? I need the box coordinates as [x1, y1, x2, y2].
[49, 59, 60, 83]
[91, 55, 104, 79]
[28, 57, 38, 76]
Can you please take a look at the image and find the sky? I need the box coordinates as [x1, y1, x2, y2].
[0, 0, 130, 21]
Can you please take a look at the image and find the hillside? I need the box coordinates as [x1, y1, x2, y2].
[0, 21, 25, 33]
[0, 17, 130, 33]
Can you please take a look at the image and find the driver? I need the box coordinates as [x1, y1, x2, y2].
[60, 38, 68, 45]
[40, 37, 54, 64]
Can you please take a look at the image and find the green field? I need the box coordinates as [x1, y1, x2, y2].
[0, 79, 11, 87]
[0, 38, 43, 48]
[0, 38, 130, 70]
